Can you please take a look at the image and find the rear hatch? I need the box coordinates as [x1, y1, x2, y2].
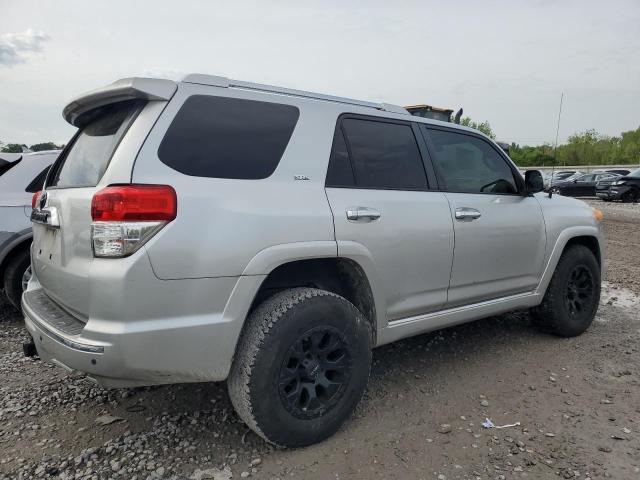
[31, 100, 146, 317]
[30, 78, 176, 318]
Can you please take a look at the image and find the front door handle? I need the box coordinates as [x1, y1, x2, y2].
[455, 207, 481, 221]
[346, 207, 381, 222]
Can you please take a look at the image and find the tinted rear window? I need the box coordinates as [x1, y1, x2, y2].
[338, 118, 428, 190]
[48, 100, 144, 188]
[325, 127, 355, 187]
[158, 95, 300, 180]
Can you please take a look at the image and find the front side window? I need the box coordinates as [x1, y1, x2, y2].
[327, 118, 427, 190]
[49, 100, 144, 188]
[577, 174, 595, 182]
[158, 95, 300, 180]
[424, 127, 518, 194]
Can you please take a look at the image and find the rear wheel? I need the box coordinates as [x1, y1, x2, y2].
[228, 287, 372, 447]
[532, 245, 600, 337]
[3, 249, 31, 311]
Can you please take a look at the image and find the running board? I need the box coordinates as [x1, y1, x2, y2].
[375, 291, 540, 347]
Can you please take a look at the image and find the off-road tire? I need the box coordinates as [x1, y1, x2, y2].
[532, 245, 600, 337]
[3, 249, 30, 311]
[228, 287, 372, 447]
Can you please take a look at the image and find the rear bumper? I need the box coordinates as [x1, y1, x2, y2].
[23, 269, 264, 388]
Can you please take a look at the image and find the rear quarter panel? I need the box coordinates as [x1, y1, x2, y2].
[132, 83, 339, 279]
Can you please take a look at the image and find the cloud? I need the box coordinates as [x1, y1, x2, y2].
[0, 29, 50, 67]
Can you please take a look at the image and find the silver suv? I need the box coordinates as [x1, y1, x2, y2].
[23, 75, 604, 447]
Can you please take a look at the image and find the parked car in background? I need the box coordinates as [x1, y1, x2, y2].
[596, 167, 640, 202]
[543, 170, 581, 189]
[0, 150, 59, 310]
[603, 169, 631, 176]
[550, 172, 620, 197]
[23, 75, 604, 447]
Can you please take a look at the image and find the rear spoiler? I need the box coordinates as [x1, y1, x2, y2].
[63, 77, 177, 127]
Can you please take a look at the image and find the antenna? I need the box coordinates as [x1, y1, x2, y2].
[549, 92, 564, 198]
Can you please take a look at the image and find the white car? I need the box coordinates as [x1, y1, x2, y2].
[0, 150, 60, 310]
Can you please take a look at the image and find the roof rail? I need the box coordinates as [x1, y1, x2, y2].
[182, 74, 408, 115]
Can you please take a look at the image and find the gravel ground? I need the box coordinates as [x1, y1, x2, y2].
[1, 200, 639, 480]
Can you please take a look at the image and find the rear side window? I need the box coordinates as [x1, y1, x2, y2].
[423, 127, 518, 194]
[326, 118, 428, 190]
[325, 127, 354, 187]
[48, 100, 144, 188]
[25, 166, 51, 193]
[158, 95, 300, 180]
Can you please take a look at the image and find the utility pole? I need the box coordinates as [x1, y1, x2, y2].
[553, 93, 564, 167]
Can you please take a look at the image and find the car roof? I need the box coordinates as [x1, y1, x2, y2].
[63, 74, 493, 140]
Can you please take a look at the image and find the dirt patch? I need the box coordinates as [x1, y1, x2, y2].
[1, 201, 639, 480]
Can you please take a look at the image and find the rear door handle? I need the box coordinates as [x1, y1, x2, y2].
[346, 207, 381, 222]
[455, 207, 481, 221]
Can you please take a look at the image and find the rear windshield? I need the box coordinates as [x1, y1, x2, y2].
[48, 100, 144, 188]
[158, 95, 299, 180]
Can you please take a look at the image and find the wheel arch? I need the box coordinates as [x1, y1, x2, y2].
[248, 256, 379, 345]
[537, 227, 603, 297]
[0, 231, 32, 288]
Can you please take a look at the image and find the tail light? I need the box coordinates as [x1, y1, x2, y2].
[90, 185, 177, 258]
[32, 191, 41, 209]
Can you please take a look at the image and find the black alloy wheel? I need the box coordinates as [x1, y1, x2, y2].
[278, 326, 352, 419]
[564, 265, 594, 317]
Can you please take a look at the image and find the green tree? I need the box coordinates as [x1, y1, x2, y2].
[1, 143, 26, 153]
[618, 127, 640, 164]
[459, 117, 496, 139]
[30, 142, 63, 151]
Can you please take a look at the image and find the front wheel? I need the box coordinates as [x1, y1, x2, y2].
[621, 189, 640, 203]
[228, 287, 372, 447]
[532, 245, 600, 337]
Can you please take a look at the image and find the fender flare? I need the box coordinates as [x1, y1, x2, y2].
[0, 228, 32, 271]
[238, 240, 387, 332]
[535, 225, 603, 296]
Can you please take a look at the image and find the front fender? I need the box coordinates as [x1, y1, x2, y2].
[535, 225, 604, 296]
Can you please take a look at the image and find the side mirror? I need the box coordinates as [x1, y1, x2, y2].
[525, 170, 544, 195]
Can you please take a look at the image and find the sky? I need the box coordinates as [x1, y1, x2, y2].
[1, 0, 639, 147]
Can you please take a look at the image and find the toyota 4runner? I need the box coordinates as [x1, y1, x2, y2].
[23, 75, 604, 447]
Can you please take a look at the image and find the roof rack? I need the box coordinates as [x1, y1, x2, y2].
[181, 74, 408, 115]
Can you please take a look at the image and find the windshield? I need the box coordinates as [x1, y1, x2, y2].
[628, 167, 640, 178]
[48, 100, 144, 188]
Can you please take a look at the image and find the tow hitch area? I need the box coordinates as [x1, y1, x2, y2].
[23, 340, 38, 358]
